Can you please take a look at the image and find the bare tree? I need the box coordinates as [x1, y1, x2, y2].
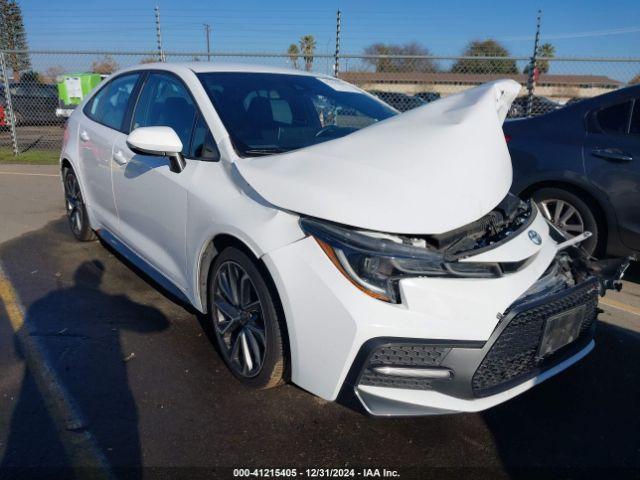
[40, 65, 65, 84]
[91, 55, 119, 75]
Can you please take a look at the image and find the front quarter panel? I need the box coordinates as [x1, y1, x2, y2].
[185, 160, 305, 311]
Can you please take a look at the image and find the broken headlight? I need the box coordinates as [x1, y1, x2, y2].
[300, 217, 502, 303]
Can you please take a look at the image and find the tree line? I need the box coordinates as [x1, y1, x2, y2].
[364, 40, 557, 75]
[286, 35, 559, 75]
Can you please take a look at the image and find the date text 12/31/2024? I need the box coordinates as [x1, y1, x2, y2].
[233, 468, 401, 478]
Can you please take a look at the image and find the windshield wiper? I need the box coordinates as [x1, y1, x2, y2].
[244, 147, 290, 156]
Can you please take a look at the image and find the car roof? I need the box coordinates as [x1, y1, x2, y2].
[118, 61, 332, 79]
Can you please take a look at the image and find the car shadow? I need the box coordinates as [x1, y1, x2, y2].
[482, 320, 640, 472]
[0, 259, 169, 477]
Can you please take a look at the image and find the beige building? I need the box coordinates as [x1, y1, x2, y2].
[338, 72, 624, 102]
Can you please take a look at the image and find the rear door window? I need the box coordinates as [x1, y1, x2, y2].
[131, 72, 197, 154]
[596, 101, 632, 134]
[84, 73, 140, 131]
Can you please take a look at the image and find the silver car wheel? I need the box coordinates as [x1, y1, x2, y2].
[538, 198, 585, 237]
[213, 261, 266, 378]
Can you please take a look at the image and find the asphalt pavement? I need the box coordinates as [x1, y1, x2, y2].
[0, 165, 639, 479]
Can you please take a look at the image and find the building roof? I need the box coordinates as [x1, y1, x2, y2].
[338, 71, 624, 88]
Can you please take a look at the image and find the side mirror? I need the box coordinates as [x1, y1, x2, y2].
[126, 126, 186, 173]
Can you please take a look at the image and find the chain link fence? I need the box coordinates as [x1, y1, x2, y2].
[1, 50, 638, 156]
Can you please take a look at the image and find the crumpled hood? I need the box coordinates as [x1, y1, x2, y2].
[235, 79, 521, 234]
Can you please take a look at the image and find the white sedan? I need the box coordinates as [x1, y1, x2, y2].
[59, 63, 627, 416]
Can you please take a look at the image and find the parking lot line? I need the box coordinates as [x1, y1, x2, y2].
[600, 297, 640, 317]
[0, 265, 114, 478]
[0, 269, 25, 332]
[0, 171, 59, 178]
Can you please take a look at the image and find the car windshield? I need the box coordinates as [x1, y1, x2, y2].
[197, 72, 396, 157]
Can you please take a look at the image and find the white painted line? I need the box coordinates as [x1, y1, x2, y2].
[0, 171, 59, 178]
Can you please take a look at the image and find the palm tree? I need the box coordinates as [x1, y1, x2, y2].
[537, 43, 556, 74]
[299, 35, 316, 72]
[287, 43, 300, 69]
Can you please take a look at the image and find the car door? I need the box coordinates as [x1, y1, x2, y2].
[78, 73, 141, 230]
[583, 97, 640, 250]
[111, 71, 199, 290]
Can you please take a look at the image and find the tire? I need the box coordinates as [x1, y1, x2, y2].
[532, 187, 600, 255]
[62, 166, 96, 242]
[207, 247, 286, 389]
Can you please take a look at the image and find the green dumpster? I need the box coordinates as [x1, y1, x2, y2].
[56, 73, 105, 117]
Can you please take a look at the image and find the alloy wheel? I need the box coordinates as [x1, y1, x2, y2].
[538, 198, 585, 237]
[213, 261, 266, 378]
[64, 172, 84, 236]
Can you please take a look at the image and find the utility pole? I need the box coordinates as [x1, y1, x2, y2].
[155, 5, 165, 62]
[0, 52, 18, 155]
[333, 10, 341, 77]
[204, 23, 212, 61]
[526, 10, 542, 117]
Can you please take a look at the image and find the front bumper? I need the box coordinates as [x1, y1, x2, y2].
[262, 209, 628, 416]
[340, 278, 599, 416]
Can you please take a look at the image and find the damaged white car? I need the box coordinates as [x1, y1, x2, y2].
[60, 63, 630, 416]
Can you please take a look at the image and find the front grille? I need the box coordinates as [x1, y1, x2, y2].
[359, 344, 450, 390]
[472, 279, 599, 397]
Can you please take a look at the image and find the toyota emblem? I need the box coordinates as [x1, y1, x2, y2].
[528, 230, 542, 245]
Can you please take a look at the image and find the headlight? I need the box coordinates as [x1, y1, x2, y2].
[300, 218, 502, 303]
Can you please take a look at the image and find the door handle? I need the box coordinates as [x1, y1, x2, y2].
[113, 150, 128, 165]
[592, 148, 633, 162]
[79, 130, 90, 142]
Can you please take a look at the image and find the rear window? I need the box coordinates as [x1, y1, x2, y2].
[596, 101, 632, 134]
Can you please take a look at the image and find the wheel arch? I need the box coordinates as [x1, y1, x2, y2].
[196, 233, 286, 319]
[196, 232, 291, 377]
[60, 157, 73, 172]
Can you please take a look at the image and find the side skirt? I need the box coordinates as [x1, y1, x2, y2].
[96, 228, 192, 307]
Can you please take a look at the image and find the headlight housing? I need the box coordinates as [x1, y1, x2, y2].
[300, 217, 502, 303]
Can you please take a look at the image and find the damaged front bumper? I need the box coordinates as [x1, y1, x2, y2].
[341, 246, 632, 416]
[264, 201, 631, 416]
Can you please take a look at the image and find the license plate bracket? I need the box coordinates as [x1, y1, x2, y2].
[538, 305, 586, 358]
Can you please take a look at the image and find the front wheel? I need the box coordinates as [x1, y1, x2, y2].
[208, 247, 286, 389]
[62, 167, 96, 242]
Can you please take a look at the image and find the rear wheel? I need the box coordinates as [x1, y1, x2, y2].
[532, 187, 600, 255]
[208, 247, 286, 389]
[62, 167, 96, 242]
